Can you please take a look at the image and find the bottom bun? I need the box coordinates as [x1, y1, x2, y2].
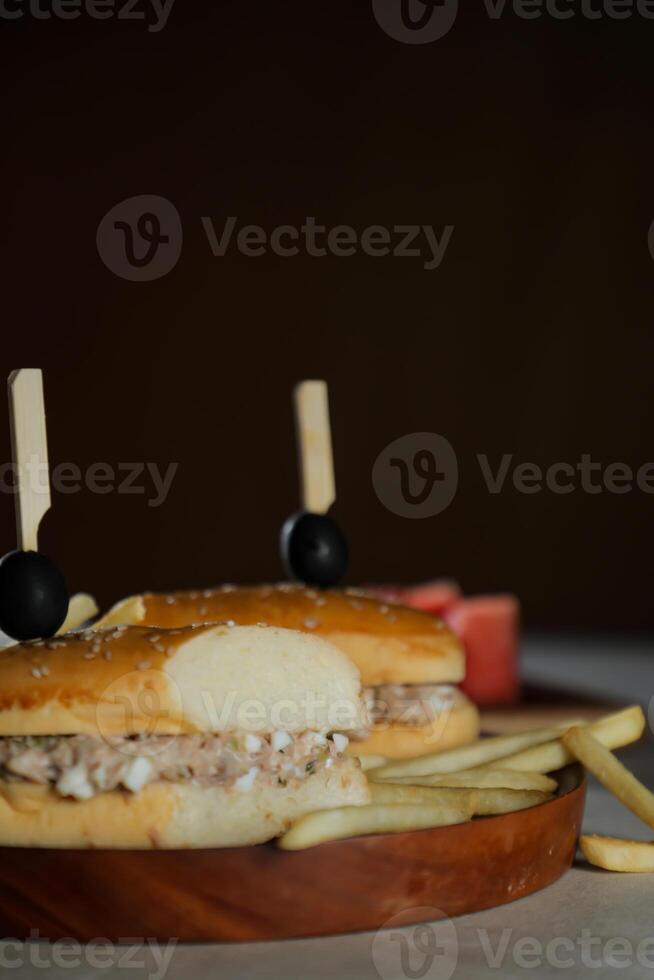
[0, 760, 369, 849]
[351, 699, 480, 760]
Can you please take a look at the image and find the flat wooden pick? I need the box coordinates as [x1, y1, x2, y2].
[293, 380, 336, 515]
[7, 369, 51, 553]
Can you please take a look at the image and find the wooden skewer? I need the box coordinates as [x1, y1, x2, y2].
[293, 380, 335, 515]
[7, 369, 51, 553]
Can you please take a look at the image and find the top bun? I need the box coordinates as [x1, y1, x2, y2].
[0, 623, 366, 737]
[96, 585, 465, 686]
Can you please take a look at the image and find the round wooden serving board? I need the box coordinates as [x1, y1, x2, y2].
[0, 766, 585, 942]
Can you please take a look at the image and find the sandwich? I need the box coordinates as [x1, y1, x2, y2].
[97, 585, 480, 761]
[0, 622, 369, 848]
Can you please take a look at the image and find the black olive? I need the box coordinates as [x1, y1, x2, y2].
[0, 550, 68, 641]
[280, 512, 348, 588]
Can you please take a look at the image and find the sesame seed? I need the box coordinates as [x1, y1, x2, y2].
[303, 618, 319, 629]
[256, 621, 268, 628]
[31, 667, 42, 678]
[83, 652, 96, 660]
[40, 665, 49, 676]
[152, 643, 165, 653]
[314, 597, 327, 607]
[165, 596, 176, 605]
[199, 606, 208, 616]
[202, 589, 212, 598]
[226, 619, 236, 627]
[349, 600, 363, 610]
[221, 584, 235, 592]
[103, 650, 112, 661]
[189, 592, 199, 600]
[305, 589, 317, 600]
[137, 660, 151, 670]
[148, 635, 161, 644]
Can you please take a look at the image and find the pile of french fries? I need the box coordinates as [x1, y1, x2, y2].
[563, 723, 654, 873]
[278, 705, 653, 869]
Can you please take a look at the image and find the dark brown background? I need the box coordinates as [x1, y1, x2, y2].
[1, 1, 652, 631]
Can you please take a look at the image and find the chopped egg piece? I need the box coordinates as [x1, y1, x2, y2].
[234, 766, 260, 791]
[56, 764, 94, 801]
[244, 734, 262, 753]
[332, 733, 349, 753]
[271, 730, 293, 752]
[122, 757, 154, 793]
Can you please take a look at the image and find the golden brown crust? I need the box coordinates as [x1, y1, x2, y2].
[0, 759, 369, 848]
[97, 585, 464, 686]
[0, 623, 367, 736]
[351, 699, 480, 760]
[0, 625, 189, 737]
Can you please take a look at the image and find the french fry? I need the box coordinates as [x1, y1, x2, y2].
[57, 593, 99, 635]
[562, 726, 654, 829]
[282, 707, 647, 850]
[484, 706, 645, 774]
[356, 754, 388, 772]
[369, 781, 549, 816]
[369, 782, 477, 810]
[580, 835, 654, 873]
[471, 788, 550, 816]
[371, 720, 584, 779]
[374, 768, 557, 793]
[277, 803, 471, 850]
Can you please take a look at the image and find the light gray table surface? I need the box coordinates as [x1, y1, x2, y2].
[2, 635, 653, 980]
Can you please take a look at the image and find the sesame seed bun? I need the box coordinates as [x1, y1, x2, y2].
[352, 700, 480, 761]
[0, 623, 367, 737]
[96, 585, 465, 687]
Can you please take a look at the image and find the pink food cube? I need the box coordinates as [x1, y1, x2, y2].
[401, 579, 461, 617]
[445, 595, 520, 705]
